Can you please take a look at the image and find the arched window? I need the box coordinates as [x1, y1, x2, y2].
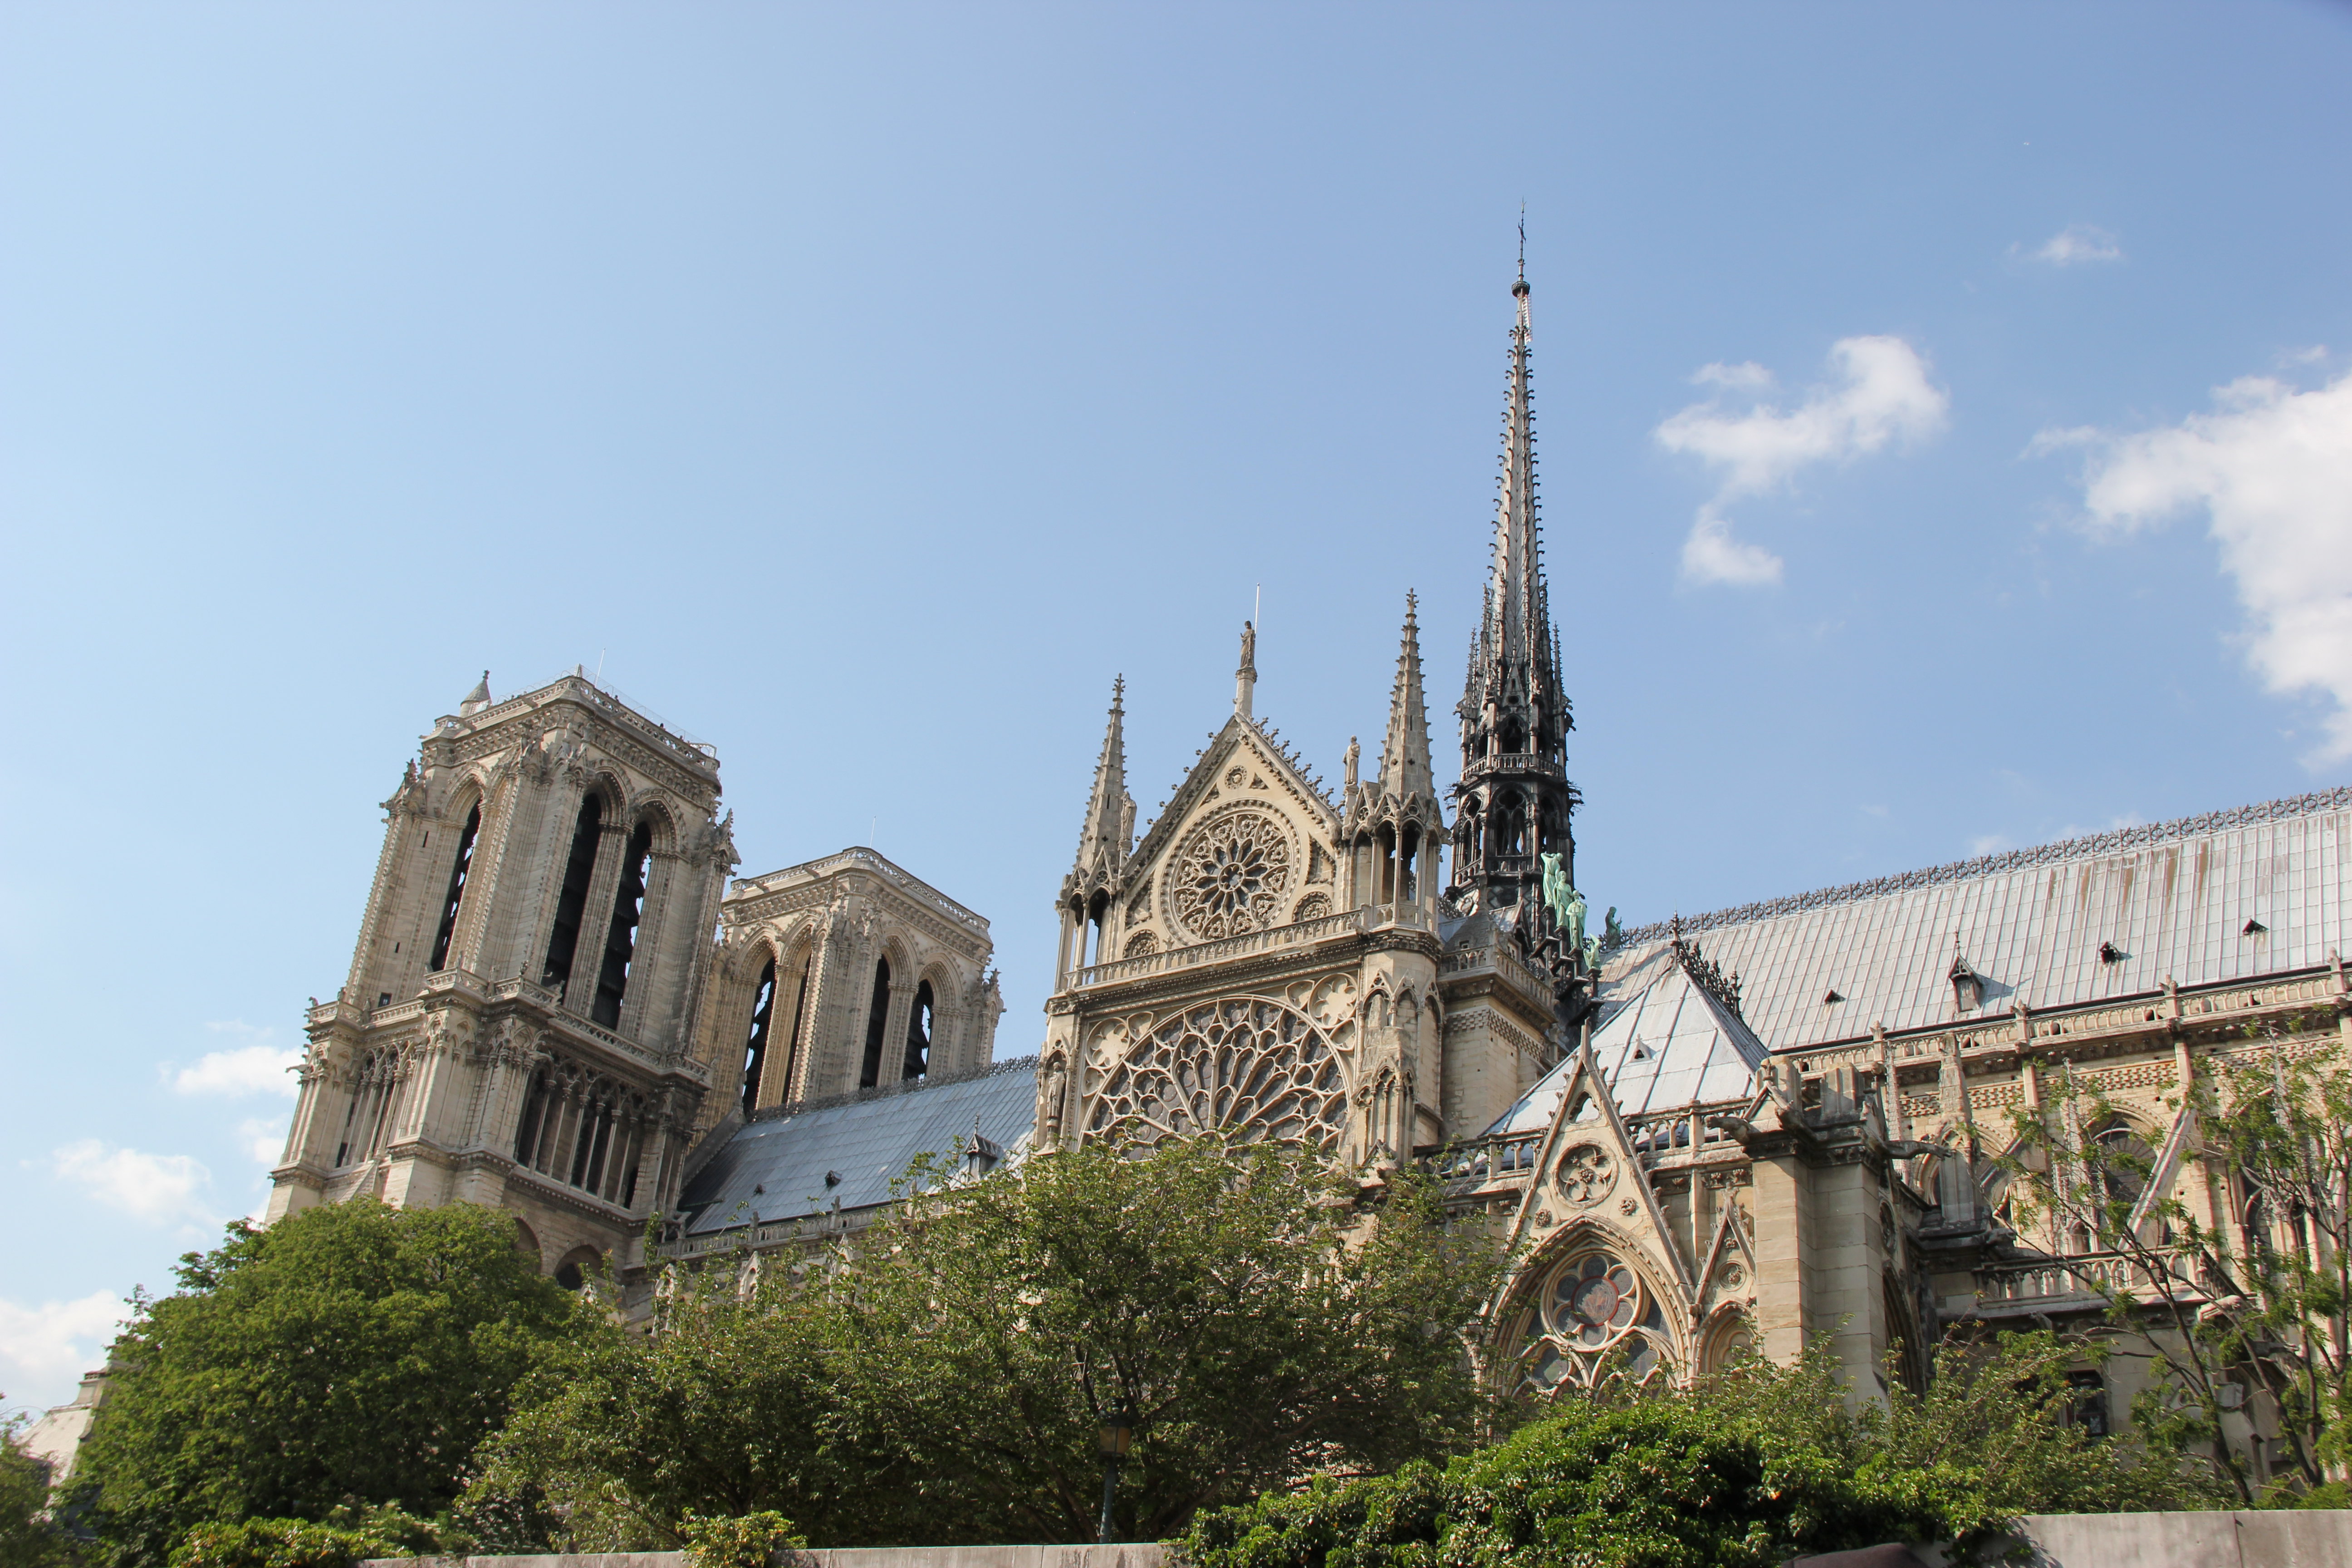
[858, 956, 893, 1088]
[428, 804, 481, 973]
[541, 794, 604, 998]
[553, 1245, 601, 1292]
[2090, 1121, 2151, 1210]
[740, 958, 777, 1116]
[590, 820, 655, 1027]
[902, 979, 935, 1082]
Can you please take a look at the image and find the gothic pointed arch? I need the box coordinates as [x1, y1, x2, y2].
[1493, 1219, 1685, 1397]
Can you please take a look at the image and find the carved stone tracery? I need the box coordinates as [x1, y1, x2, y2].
[1087, 996, 1345, 1150]
[1169, 811, 1294, 941]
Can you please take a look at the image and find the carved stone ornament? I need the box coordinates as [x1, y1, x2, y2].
[1555, 1142, 1617, 1207]
[1535, 1208, 1555, 1228]
[1170, 811, 1293, 941]
[1088, 996, 1343, 1151]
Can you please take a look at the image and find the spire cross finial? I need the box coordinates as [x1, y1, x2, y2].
[1112, 674, 1125, 710]
[1518, 204, 1526, 283]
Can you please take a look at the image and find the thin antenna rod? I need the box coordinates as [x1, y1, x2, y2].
[1254, 583, 1262, 636]
[1518, 203, 1526, 281]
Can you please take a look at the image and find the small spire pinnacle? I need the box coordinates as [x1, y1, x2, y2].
[459, 670, 493, 716]
[1377, 593, 1434, 802]
[1073, 677, 1132, 876]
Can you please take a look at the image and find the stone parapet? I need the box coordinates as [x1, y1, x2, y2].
[364, 1549, 1170, 1568]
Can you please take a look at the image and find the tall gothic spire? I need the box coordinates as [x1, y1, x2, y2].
[1377, 592, 1434, 802]
[1460, 268, 1569, 767]
[1072, 677, 1133, 876]
[1448, 264, 1582, 967]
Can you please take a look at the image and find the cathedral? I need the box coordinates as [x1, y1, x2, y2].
[248, 269, 2348, 1486]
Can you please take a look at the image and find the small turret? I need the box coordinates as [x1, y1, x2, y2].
[1340, 595, 1446, 921]
[458, 671, 493, 717]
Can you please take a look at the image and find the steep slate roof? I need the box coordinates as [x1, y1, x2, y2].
[1483, 944, 1769, 1136]
[678, 1059, 1039, 1236]
[1610, 787, 2352, 1054]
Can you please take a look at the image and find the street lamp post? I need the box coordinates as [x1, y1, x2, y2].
[1096, 1403, 1134, 1544]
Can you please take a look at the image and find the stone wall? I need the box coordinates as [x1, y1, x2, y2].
[366, 1548, 1167, 1568]
[2011, 1509, 2352, 1568]
[369, 1516, 2352, 1568]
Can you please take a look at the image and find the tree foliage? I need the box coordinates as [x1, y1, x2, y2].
[462, 1246, 856, 1551]
[66, 1200, 581, 1568]
[1183, 1332, 2216, 1568]
[473, 1136, 1506, 1548]
[1996, 1031, 2352, 1504]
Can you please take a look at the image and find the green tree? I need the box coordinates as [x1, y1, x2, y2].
[463, 1250, 862, 1551]
[66, 1199, 581, 1568]
[476, 1136, 1505, 1548]
[1184, 1331, 2215, 1568]
[832, 1136, 1504, 1543]
[1996, 1031, 2352, 1504]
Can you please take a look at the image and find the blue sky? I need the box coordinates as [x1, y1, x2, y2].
[5, 2, 2350, 1409]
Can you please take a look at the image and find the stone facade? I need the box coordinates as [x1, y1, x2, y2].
[265, 672, 998, 1282]
[689, 847, 1004, 1142]
[240, 269, 2344, 1504]
[1029, 272, 2351, 1494]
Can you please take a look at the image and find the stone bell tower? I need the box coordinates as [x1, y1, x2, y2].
[268, 671, 736, 1280]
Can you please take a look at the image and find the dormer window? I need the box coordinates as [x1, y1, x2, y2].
[1950, 952, 1984, 1013]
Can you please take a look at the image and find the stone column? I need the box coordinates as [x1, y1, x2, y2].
[1750, 1153, 1810, 1368]
[616, 848, 684, 1042]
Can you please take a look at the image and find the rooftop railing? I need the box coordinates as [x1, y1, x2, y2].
[1974, 1248, 2192, 1308]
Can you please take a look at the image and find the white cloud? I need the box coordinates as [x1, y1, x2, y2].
[0, 1292, 124, 1409]
[237, 1117, 290, 1168]
[2043, 370, 2352, 760]
[51, 1141, 215, 1226]
[1692, 360, 1775, 391]
[170, 1043, 302, 1098]
[1657, 336, 1949, 587]
[1679, 509, 1784, 586]
[2030, 224, 2124, 266]
[1968, 834, 2010, 857]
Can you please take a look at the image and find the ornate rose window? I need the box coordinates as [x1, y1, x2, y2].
[1169, 812, 1293, 941]
[1552, 1254, 1643, 1349]
[1087, 997, 1344, 1151]
[1504, 1245, 1673, 1394]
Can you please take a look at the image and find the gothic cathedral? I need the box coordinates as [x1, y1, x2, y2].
[255, 270, 2352, 1487]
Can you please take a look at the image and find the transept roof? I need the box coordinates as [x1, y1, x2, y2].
[1607, 786, 2352, 1054]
